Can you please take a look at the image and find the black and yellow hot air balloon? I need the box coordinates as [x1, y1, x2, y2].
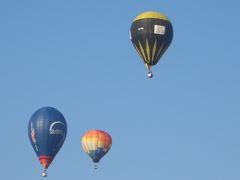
[130, 11, 173, 78]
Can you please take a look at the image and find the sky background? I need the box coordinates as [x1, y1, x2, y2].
[0, 0, 240, 180]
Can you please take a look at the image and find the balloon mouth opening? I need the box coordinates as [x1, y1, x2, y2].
[93, 159, 100, 163]
[39, 156, 53, 169]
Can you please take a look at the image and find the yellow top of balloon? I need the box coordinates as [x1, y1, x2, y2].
[134, 11, 169, 22]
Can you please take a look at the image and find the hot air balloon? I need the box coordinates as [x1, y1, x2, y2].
[82, 130, 112, 169]
[28, 107, 67, 177]
[130, 11, 173, 78]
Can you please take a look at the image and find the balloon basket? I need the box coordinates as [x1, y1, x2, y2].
[93, 163, 98, 170]
[42, 169, 47, 177]
[147, 71, 153, 78]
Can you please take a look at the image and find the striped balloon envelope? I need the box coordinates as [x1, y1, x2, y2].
[130, 11, 173, 78]
[81, 130, 112, 169]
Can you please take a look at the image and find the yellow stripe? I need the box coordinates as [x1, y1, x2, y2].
[86, 139, 93, 151]
[133, 43, 144, 60]
[152, 40, 157, 62]
[138, 40, 147, 62]
[155, 41, 165, 60]
[146, 63, 151, 70]
[85, 138, 98, 141]
[146, 38, 150, 63]
[82, 136, 90, 153]
[134, 11, 169, 22]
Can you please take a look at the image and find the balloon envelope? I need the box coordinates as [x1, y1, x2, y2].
[28, 107, 67, 171]
[82, 130, 112, 163]
[130, 11, 173, 76]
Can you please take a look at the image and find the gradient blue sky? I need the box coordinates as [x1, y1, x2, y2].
[1, 0, 240, 180]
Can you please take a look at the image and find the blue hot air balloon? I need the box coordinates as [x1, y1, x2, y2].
[28, 107, 67, 177]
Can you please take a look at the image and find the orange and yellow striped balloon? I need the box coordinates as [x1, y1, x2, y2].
[82, 130, 112, 164]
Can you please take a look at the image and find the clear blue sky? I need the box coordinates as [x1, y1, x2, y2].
[1, 0, 240, 180]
